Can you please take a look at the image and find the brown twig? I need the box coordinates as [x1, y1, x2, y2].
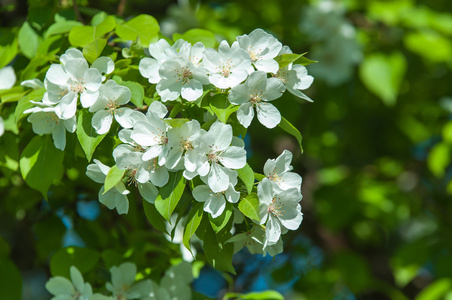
[72, 0, 85, 24]
[117, 0, 127, 16]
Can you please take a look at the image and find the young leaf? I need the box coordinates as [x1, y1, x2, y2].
[274, 53, 317, 69]
[238, 193, 260, 222]
[115, 15, 160, 46]
[143, 200, 168, 234]
[173, 28, 216, 48]
[209, 203, 233, 233]
[94, 15, 116, 38]
[19, 135, 64, 199]
[18, 21, 40, 59]
[203, 223, 236, 274]
[103, 165, 125, 194]
[155, 171, 186, 221]
[68, 26, 95, 47]
[164, 118, 189, 128]
[183, 203, 204, 251]
[209, 94, 239, 123]
[254, 173, 265, 181]
[83, 38, 107, 64]
[76, 109, 107, 161]
[237, 164, 254, 195]
[278, 116, 303, 154]
[120, 81, 144, 108]
[44, 20, 83, 38]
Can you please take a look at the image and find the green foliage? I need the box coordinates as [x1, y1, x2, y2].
[103, 165, 125, 194]
[50, 247, 101, 278]
[236, 163, 255, 195]
[238, 193, 260, 222]
[155, 171, 186, 221]
[19, 135, 64, 198]
[115, 14, 159, 46]
[359, 52, 407, 106]
[76, 109, 107, 161]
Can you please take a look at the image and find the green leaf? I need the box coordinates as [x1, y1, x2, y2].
[404, 31, 452, 63]
[173, 28, 216, 48]
[209, 94, 238, 123]
[155, 171, 186, 221]
[274, 53, 316, 68]
[278, 116, 303, 154]
[19, 135, 64, 198]
[69, 26, 95, 47]
[120, 81, 144, 108]
[183, 203, 204, 251]
[359, 52, 407, 106]
[0, 86, 26, 103]
[83, 38, 107, 64]
[0, 132, 19, 171]
[427, 142, 450, 177]
[50, 247, 100, 278]
[76, 109, 107, 161]
[115, 14, 160, 46]
[416, 279, 452, 300]
[94, 15, 116, 38]
[254, 173, 265, 181]
[0, 258, 22, 300]
[44, 20, 83, 38]
[238, 290, 285, 300]
[209, 203, 233, 233]
[203, 223, 235, 274]
[18, 21, 40, 59]
[103, 165, 125, 194]
[0, 32, 18, 69]
[237, 163, 254, 195]
[143, 200, 168, 234]
[164, 118, 190, 128]
[442, 121, 452, 144]
[238, 193, 260, 222]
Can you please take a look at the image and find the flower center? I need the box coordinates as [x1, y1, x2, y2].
[126, 169, 138, 186]
[46, 112, 60, 125]
[268, 197, 285, 218]
[207, 151, 221, 163]
[248, 47, 262, 62]
[106, 99, 119, 114]
[182, 140, 193, 151]
[275, 69, 289, 83]
[70, 78, 86, 94]
[177, 66, 192, 84]
[250, 89, 264, 106]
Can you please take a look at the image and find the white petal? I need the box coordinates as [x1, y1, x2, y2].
[263, 78, 285, 101]
[84, 68, 102, 91]
[256, 102, 281, 128]
[138, 182, 159, 204]
[115, 108, 135, 129]
[236, 103, 254, 128]
[0, 66, 16, 90]
[220, 146, 246, 169]
[192, 185, 211, 203]
[208, 163, 229, 193]
[181, 80, 203, 102]
[92, 110, 113, 134]
[149, 165, 169, 187]
[142, 144, 164, 161]
[80, 90, 99, 108]
[55, 92, 78, 120]
[204, 194, 226, 218]
[51, 123, 66, 150]
[92, 56, 115, 75]
[265, 215, 281, 244]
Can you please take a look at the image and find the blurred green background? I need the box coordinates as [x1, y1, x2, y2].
[2, 0, 452, 299]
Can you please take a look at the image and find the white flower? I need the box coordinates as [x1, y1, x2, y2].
[166, 120, 203, 176]
[139, 39, 187, 84]
[258, 178, 303, 244]
[228, 71, 285, 128]
[193, 183, 239, 218]
[21, 78, 44, 89]
[196, 122, 246, 193]
[263, 150, 302, 192]
[45, 266, 93, 300]
[236, 28, 282, 74]
[202, 40, 251, 89]
[178, 41, 206, 68]
[131, 111, 171, 166]
[106, 262, 153, 299]
[24, 104, 76, 150]
[274, 46, 314, 102]
[0, 66, 16, 90]
[85, 159, 130, 214]
[156, 57, 208, 102]
[89, 80, 133, 134]
[45, 51, 102, 119]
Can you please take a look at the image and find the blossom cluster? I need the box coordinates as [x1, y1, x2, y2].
[139, 28, 313, 129]
[23, 28, 310, 257]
